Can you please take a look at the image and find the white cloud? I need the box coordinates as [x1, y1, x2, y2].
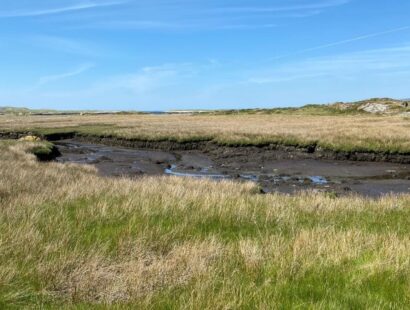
[25, 63, 94, 92]
[212, 0, 351, 13]
[0, 1, 126, 18]
[37, 62, 198, 100]
[247, 44, 410, 84]
[37, 64, 94, 86]
[272, 25, 410, 60]
[28, 35, 97, 56]
[60, 0, 352, 31]
[82, 20, 277, 31]
[97, 63, 197, 94]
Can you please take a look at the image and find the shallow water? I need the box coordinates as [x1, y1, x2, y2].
[55, 140, 410, 197]
[165, 164, 230, 179]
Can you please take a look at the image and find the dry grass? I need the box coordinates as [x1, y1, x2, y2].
[1, 113, 410, 152]
[1, 140, 410, 308]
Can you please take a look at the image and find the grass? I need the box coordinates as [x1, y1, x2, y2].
[1, 140, 410, 309]
[0, 139, 56, 159]
[201, 103, 366, 116]
[30, 141, 57, 158]
[1, 113, 410, 153]
[203, 98, 410, 116]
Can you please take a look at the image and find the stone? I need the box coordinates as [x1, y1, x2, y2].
[19, 135, 41, 142]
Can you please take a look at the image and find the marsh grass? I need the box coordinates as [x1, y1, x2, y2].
[1, 113, 410, 153]
[0, 140, 410, 308]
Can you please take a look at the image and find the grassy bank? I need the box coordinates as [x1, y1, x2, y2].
[1, 113, 410, 154]
[1, 140, 410, 308]
[0, 139, 58, 160]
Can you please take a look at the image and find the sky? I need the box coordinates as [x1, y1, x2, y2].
[1, 0, 410, 111]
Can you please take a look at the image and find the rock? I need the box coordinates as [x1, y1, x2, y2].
[358, 103, 389, 113]
[19, 135, 41, 142]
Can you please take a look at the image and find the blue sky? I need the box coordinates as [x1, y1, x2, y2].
[1, 0, 410, 110]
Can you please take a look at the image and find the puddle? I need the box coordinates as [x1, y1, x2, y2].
[309, 176, 328, 185]
[165, 164, 230, 180]
[239, 174, 259, 182]
[55, 140, 410, 197]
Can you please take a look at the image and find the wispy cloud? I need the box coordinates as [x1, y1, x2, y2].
[39, 64, 94, 85]
[216, 23, 277, 30]
[27, 63, 94, 91]
[36, 62, 206, 102]
[211, 0, 351, 14]
[248, 44, 410, 84]
[272, 25, 410, 60]
[62, 0, 351, 31]
[0, 1, 125, 18]
[84, 20, 182, 30]
[85, 19, 277, 31]
[29, 35, 97, 56]
[96, 63, 197, 94]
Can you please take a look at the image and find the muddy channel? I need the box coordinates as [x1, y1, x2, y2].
[55, 140, 410, 197]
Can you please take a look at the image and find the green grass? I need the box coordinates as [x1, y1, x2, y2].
[4, 124, 406, 155]
[0, 107, 144, 116]
[1, 105, 410, 154]
[2, 192, 410, 308]
[0, 139, 56, 158]
[202, 104, 367, 116]
[202, 98, 410, 116]
[3, 119, 409, 155]
[30, 141, 56, 157]
[1, 138, 409, 309]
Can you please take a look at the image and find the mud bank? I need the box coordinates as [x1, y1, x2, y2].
[33, 145, 61, 161]
[69, 135, 410, 164]
[55, 139, 410, 197]
[74, 135, 410, 164]
[2, 131, 410, 164]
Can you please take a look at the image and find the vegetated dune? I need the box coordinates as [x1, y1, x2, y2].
[182, 98, 410, 115]
[1, 140, 409, 308]
[1, 98, 409, 116]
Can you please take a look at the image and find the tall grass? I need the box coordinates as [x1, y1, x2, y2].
[1, 113, 410, 153]
[1, 140, 409, 308]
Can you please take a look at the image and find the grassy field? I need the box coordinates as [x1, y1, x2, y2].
[1, 140, 410, 308]
[1, 113, 410, 153]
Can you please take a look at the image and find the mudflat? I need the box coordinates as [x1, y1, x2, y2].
[56, 140, 410, 197]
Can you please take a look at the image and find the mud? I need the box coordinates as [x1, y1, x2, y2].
[2, 131, 410, 163]
[55, 140, 410, 197]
